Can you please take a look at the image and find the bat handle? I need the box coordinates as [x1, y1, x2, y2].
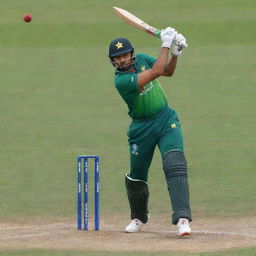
[155, 30, 188, 48]
[154, 30, 161, 39]
[155, 29, 188, 50]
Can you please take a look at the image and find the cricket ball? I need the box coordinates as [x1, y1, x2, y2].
[23, 14, 32, 22]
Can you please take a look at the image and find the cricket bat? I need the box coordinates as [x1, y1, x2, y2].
[113, 7, 187, 48]
[113, 6, 161, 39]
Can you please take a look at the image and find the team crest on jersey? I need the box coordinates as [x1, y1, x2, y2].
[131, 144, 139, 155]
[141, 66, 146, 71]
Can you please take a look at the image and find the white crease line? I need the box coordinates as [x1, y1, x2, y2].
[193, 230, 256, 238]
[2, 232, 50, 240]
[106, 228, 256, 238]
[1, 224, 256, 238]
[0, 223, 74, 231]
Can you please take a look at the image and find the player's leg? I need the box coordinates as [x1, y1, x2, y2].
[125, 130, 157, 232]
[158, 111, 192, 235]
[161, 150, 192, 235]
[125, 175, 149, 232]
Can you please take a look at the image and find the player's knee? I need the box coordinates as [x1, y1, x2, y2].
[125, 174, 149, 194]
[162, 150, 187, 178]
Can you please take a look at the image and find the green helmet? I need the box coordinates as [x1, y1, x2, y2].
[108, 37, 134, 58]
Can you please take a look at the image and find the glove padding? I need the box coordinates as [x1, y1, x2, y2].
[161, 27, 177, 48]
[172, 33, 188, 56]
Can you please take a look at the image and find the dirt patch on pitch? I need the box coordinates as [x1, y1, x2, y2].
[0, 215, 256, 253]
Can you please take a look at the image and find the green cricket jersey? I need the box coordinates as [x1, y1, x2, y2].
[115, 53, 168, 120]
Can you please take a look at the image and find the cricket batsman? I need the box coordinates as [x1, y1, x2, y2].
[108, 27, 192, 236]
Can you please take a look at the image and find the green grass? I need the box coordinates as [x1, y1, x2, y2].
[0, 0, 255, 254]
[1, 247, 256, 256]
[2, 44, 255, 218]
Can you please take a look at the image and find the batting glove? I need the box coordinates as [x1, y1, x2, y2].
[171, 33, 188, 56]
[161, 27, 177, 48]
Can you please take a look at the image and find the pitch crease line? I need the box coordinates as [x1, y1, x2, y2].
[0, 222, 73, 231]
[106, 228, 256, 238]
[1, 224, 256, 238]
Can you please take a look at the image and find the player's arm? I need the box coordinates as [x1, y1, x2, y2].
[162, 55, 177, 77]
[162, 33, 188, 77]
[137, 48, 169, 88]
[137, 27, 177, 88]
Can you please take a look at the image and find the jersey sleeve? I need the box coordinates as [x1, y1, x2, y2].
[137, 53, 157, 68]
[115, 73, 139, 95]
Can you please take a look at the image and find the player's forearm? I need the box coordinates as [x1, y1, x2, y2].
[163, 55, 177, 77]
[151, 47, 170, 77]
[137, 48, 169, 88]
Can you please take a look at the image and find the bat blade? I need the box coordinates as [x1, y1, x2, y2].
[113, 7, 161, 39]
[113, 7, 188, 48]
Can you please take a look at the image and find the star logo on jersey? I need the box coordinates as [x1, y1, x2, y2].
[115, 42, 123, 49]
[171, 123, 176, 128]
[141, 66, 146, 71]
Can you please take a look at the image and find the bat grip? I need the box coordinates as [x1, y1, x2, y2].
[155, 30, 161, 39]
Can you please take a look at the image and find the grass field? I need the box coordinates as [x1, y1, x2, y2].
[1, 247, 256, 256]
[0, 0, 255, 255]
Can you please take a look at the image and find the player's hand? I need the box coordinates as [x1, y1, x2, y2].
[161, 27, 177, 48]
[172, 33, 188, 56]
[175, 33, 187, 48]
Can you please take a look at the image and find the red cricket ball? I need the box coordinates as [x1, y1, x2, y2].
[23, 14, 32, 22]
